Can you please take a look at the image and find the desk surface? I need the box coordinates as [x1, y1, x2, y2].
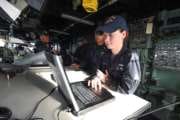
[0, 69, 151, 120]
[34, 69, 151, 120]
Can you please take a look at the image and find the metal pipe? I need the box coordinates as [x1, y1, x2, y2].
[61, 13, 95, 26]
[49, 29, 70, 35]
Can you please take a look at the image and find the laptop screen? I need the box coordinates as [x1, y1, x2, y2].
[47, 54, 80, 112]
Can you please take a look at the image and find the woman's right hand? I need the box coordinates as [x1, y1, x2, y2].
[88, 77, 102, 91]
[87, 69, 108, 91]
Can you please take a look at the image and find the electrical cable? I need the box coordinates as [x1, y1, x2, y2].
[127, 101, 180, 120]
[24, 87, 57, 120]
[57, 109, 61, 120]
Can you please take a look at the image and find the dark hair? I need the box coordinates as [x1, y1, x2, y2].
[95, 30, 104, 36]
[117, 28, 129, 39]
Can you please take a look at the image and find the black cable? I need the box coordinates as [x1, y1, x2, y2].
[57, 109, 61, 120]
[25, 87, 57, 120]
[127, 101, 180, 120]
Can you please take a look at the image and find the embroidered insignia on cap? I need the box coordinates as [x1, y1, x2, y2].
[105, 16, 116, 24]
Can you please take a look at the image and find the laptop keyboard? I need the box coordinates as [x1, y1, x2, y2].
[71, 83, 101, 105]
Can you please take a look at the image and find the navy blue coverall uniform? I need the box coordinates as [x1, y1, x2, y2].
[99, 45, 141, 94]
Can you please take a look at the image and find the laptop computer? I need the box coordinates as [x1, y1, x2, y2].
[46, 53, 114, 116]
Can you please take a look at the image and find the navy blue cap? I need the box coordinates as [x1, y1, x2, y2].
[99, 16, 128, 33]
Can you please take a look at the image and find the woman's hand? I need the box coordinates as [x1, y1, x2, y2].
[70, 63, 80, 70]
[88, 77, 102, 91]
[88, 69, 109, 91]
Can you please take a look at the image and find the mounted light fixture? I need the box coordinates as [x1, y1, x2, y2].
[82, 0, 98, 13]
